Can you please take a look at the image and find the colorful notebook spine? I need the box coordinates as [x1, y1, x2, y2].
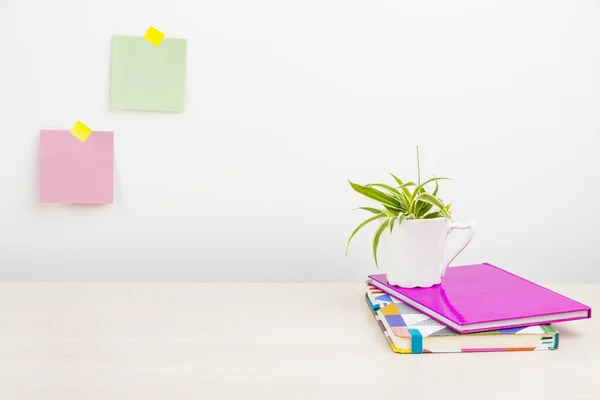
[365, 289, 424, 353]
[365, 294, 401, 353]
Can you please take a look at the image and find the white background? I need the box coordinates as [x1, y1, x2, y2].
[1, 0, 599, 282]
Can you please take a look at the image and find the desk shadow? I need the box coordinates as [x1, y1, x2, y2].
[553, 323, 583, 339]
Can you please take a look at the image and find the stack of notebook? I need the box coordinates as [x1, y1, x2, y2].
[365, 262, 592, 354]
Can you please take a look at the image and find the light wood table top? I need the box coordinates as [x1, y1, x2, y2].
[0, 283, 597, 399]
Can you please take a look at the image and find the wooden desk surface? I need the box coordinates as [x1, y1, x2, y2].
[0, 283, 597, 399]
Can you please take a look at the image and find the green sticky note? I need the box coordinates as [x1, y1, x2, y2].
[110, 35, 187, 113]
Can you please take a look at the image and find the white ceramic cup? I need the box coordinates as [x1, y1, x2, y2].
[379, 217, 475, 288]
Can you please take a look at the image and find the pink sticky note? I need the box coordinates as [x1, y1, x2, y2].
[40, 130, 114, 204]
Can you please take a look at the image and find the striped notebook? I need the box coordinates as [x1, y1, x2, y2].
[365, 281, 559, 354]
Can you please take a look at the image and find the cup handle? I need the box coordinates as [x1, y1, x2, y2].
[441, 221, 476, 277]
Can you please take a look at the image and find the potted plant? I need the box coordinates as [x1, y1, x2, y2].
[346, 147, 475, 288]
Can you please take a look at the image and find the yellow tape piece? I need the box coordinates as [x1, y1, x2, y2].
[144, 26, 165, 46]
[70, 121, 92, 142]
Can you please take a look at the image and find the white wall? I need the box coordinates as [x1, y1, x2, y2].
[1, 0, 599, 282]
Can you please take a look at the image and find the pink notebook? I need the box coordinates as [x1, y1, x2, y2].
[368, 262, 591, 333]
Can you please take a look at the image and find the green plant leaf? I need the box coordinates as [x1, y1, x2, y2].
[411, 177, 451, 202]
[415, 204, 428, 218]
[346, 213, 386, 255]
[413, 193, 450, 217]
[416, 146, 421, 185]
[352, 207, 382, 214]
[348, 181, 403, 209]
[445, 203, 453, 220]
[416, 181, 438, 217]
[397, 214, 407, 225]
[390, 174, 414, 199]
[389, 216, 397, 234]
[412, 187, 427, 217]
[366, 183, 411, 210]
[383, 205, 403, 215]
[406, 185, 421, 215]
[365, 183, 405, 204]
[396, 183, 415, 206]
[423, 211, 442, 219]
[382, 210, 394, 218]
[390, 214, 408, 231]
[389, 173, 404, 186]
[373, 219, 390, 269]
[397, 182, 416, 189]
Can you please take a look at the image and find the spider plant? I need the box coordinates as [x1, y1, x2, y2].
[346, 147, 452, 269]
